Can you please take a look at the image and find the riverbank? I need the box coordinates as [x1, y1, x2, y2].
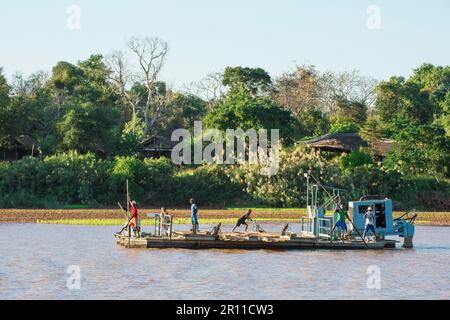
[0, 208, 449, 226]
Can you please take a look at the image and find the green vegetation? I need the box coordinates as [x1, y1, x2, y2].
[0, 38, 449, 211]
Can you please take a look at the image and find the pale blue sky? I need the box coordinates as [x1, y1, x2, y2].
[1, 0, 449, 88]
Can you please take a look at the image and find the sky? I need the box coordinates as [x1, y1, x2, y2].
[1, 0, 449, 88]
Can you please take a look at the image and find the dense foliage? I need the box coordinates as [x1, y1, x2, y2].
[0, 46, 449, 210]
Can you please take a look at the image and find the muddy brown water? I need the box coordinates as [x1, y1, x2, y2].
[0, 223, 449, 300]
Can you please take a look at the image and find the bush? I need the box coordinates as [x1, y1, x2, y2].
[0, 192, 62, 209]
[341, 165, 403, 201]
[0, 152, 112, 207]
[0, 147, 447, 210]
[340, 150, 374, 170]
[43, 151, 111, 204]
[228, 144, 341, 207]
[174, 165, 245, 206]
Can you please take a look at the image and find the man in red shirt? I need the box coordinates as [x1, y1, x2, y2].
[129, 200, 140, 237]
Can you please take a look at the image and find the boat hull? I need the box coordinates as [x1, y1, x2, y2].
[114, 233, 396, 250]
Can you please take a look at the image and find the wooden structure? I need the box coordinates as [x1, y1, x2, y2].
[0, 135, 39, 161]
[142, 136, 177, 159]
[305, 133, 394, 161]
[114, 172, 415, 251]
[114, 211, 398, 250]
[114, 230, 396, 250]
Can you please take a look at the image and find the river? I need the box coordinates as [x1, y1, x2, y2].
[0, 223, 449, 300]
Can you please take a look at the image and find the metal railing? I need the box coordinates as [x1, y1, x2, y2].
[300, 217, 314, 235]
[300, 217, 334, 240]
[317, 217, 333, 239]
[147, 213, 173, 239]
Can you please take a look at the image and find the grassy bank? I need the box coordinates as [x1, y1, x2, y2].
[0, 208, 446, 226]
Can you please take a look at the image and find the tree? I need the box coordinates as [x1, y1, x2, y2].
[273, 65, 322, 119]
[185, 71, 227, 111]
[359, 115, 388, 145]
[297, 109, 329, 138]
[335, 97, 367, 125]
[329, 118, 359, 134]
[222, 67, 272, 96]
[340, 150, 374, 170]
[76, 55, 118, 106]
[383, 123, 450, 177]
[153, 93, 207, 137]
[0, 69, 11, 147]
[118, 113, 146, 157]
[375, 64, 450, 178]
[319, 70, 378, 115]
[409, 63, 450, 111]
[108, 37, 170, 134]
[0, 68, 10, 108]
[376, 76, 435, 125]
[57, 102, 120, 154]
[204, 86, 300, 145]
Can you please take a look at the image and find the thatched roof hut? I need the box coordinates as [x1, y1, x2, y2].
[306, 133, 394, 157]
[0, 135, 39, 161]
[142, 136, 178, 158]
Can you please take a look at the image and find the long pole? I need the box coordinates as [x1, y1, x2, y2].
[126, 179, 130, 212]
[126, 179, 131, 248]
[307, 172, 369, 249]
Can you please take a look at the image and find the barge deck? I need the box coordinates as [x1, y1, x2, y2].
[114, 231, 397, 250]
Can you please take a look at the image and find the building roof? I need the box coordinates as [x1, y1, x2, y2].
[306, 133, 394, 155]
[15, 135, 39, 150]
[142, 136, 178, 152]
[370, 139, 395, 156]
[306, 133, 368, 153]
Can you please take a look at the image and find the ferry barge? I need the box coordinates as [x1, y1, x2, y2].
[114, 173, 416, 250]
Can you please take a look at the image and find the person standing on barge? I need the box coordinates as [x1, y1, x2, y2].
[190, 198, 199, 234]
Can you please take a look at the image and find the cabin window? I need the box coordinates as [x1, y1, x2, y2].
[375, 203, 387, 228]
[358, 205, 371, 215]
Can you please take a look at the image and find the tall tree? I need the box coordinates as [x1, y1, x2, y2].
[0, 68, 10, 108]
[319, 70, 378, 115]
[273, 65, 321, 119]
[57, 102, 120, 154]
[108, 37, 169, 134]
[153, 93, 207, 137]
[185, 71, 226, 111]
[335, 98, 367, 125]
[222, 67, 272, 96]
[204, 86, 300, 145]
[376, 76, 435, 125]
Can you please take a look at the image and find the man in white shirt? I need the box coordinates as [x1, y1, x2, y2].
[362, 207, 378, 241]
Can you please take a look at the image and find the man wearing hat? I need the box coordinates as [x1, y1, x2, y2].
[362, 206, 378, 241]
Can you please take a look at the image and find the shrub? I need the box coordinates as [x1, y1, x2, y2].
[340, 150, 374, 170]
[228, 144, 341, 207]
[43, 151, 110, 204]
[107, 156, 149, 203]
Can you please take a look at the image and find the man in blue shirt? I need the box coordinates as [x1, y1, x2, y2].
[190, 198, 199, 234]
